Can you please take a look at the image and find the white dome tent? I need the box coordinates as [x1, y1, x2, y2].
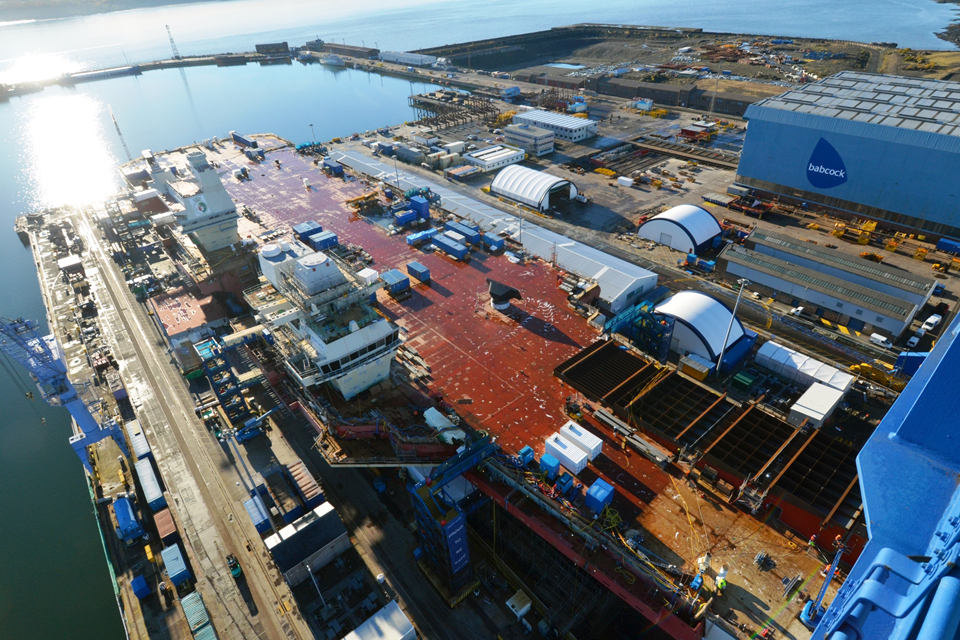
[637, 204, 722, 254]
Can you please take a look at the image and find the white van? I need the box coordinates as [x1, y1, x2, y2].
[869, 333, 893, 349]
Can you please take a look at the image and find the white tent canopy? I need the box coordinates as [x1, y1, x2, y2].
[755, 341, 854, 393]
[656, 291, 745, 361]
[637, 204, 722, 253]
[490, 165, 577, 210]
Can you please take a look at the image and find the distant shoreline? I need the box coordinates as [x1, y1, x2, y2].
[0, 0, 223, 22]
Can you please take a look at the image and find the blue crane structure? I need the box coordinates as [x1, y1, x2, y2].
[813, 314, 960, 640]
[234, 406, 279, 443]
[409, 435, 499, 598]
[801, 545, 846, 629]
[0, 317, 129, 473]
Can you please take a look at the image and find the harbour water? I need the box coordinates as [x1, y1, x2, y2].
[0, 0, 956, 636]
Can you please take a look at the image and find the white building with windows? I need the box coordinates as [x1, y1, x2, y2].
[463, 145, 525, 172]
[512, 109, 597, 142]
[504, 123, 555, 156]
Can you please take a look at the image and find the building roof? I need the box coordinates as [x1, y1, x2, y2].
[491, 165, 576, 209]
[147, 287, 229, 338]
[749, 71, 960, 138]
[756, 341, 854, 392]
[641, 204, 722, 246]
[721, 244, 912, 318]
[505, 123, 553, 137]
[749, 229, 935, 296]
[343, 601, 414, 640]
[514, 109, 597, 130]
[655, 291, 745, 359]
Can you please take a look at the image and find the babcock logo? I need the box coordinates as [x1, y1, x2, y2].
[806, 138, 848, 189]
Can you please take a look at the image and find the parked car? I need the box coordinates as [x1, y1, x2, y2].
[921, 314, 943, 332]
[907, 331, 924, 349]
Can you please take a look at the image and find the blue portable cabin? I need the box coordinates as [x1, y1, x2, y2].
[131, 575, 151, 600]
[540, 454, 560, 481]
[244, 495, 271, 535]
[306, 230, 338, 251]
[113, 496, 145, 545]
[381, 269, 411, 295]
[409, 195, 430, 219]
[585, 478, 614, 514]
[135, 458, 167, 512]
[292, 221, 322, 243]
[407, 228, 438, 246]
[518, 445, 535, 466]
[125, 419, 152, 460]
[443, 220, 480, 245]
[432, 235, 469, 261]
[394, 210, 419, 227]
[481, 233, 505, 252]
[160, 543, 192, 587]
[230, 131, 258, 148]
[936, 237, 960, 254]
[323, 157, 344, 175]
[406, 261, 430, 283]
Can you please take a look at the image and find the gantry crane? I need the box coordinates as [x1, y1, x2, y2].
[0, 317, 129, 473]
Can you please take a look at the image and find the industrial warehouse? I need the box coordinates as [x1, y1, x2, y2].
[9, 23, 960, 640]
[736, 71, 960, 239]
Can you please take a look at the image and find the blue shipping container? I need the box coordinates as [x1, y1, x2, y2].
[481, 234, 505, 252]
[585, 478, 614, 514]
[243, 495, 271, 534]
[432, 235, 468, 261]
[160, 543, 192, 587]
[406, 261, 430, 282]
[518, 445, 535, 465]
[125, 419, 152, 460]
[443, 220, 480, 244]
[394, 210, 418, 226]
[937, 237, 960, 254]
[231, 131, 258, 148]
[181, 591, 210, 632]
[135, 458, 167, 512]
[409, 195, 430, 219]
[307, 230, 338, 251]
[114, 496, 145, 544]
[407, 228, 438, 245]
[381, 269, 411, 294]
[292, 221, 322, 242]
[323, 158, 344, 175]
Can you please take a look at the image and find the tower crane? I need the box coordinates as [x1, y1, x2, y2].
[0, 317, 129, 473]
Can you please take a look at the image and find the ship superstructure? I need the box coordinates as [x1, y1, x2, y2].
[246, 241, 400, 399]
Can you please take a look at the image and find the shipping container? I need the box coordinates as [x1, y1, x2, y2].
[230, 131, 258, 148]
[432, 235, 469, 261]
[559, 421, 603, 460]
[306, 230, 338, 251]
[406, 228, 438, 245]
[125, 419, 152, 460]
[394, 210, 418, 227]
[617, 176, 634, 187]
[443, 220, 481, 244]
[323, 158, 344, 175]
[406, 261, 430, 282]
[937, 237, 960, 254]
[544, 433, 588, 474]
[180, 591, 210, 633]
[481, 233, 505, 252]
[292, 221, 322, 242]
[265, 470, 304, 525]
[161, 543, 191, 587]
[381, 269, 411, 295]
[153, 507, 178, 543]
[113, 496, 145, 545]
[107, 370, 128, 400]
[243, 495, 271, 534]
[443, 229, 466, 245]
[286, 460, 324, 510]
[585, 478, 614, 514]
[135, 458, 167, 512]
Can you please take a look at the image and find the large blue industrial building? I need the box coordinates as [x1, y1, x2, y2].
[736, 72, 960, 240]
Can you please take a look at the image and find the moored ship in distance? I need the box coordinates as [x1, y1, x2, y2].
[246, 240, 401, 400]
[319, 54, 346, 67]
[0, 82, 43, 100]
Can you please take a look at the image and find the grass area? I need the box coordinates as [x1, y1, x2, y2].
[696, 78, 790, 97]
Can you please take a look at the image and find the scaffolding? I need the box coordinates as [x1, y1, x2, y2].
[408, 92, 500, 129]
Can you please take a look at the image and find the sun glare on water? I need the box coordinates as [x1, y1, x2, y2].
[0, 53, 81, 85]
[20, 94, 121, 209]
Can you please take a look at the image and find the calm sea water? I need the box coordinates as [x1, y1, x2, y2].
[0, 0, 956, 637]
